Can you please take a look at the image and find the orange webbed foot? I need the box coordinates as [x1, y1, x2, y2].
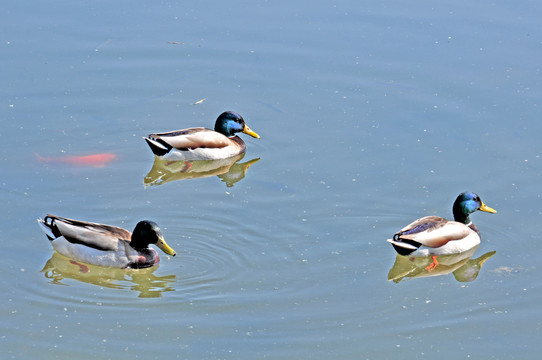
[69, 260, 89, 273]
[180, 161, 193, 172]
[425, 255, 438, 272]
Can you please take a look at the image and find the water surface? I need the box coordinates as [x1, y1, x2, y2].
[2, 1, 542, 359]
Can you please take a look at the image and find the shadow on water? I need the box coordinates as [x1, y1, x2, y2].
[143, 153, 260, 187]
[387, 246, 496, 283]
[41, 252, 177, 298]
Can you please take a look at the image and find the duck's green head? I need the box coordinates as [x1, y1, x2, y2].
[452, 192, 497, 224]
[215, 111, 260, 139]
[131, 220, 176, 256]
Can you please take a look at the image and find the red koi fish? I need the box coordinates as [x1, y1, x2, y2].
[35, 153, 116, 167]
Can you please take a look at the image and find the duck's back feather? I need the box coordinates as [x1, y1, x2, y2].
[394, 216, 472, 248]
[148, 128, 233, 150]
[42, 215, 131, 251]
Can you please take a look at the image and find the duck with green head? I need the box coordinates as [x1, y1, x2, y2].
[387, 192, 497, 270]
[144, 111, 260, 161]
[38, 215, 176, 269]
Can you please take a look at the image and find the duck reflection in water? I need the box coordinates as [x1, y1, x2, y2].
[144, 153, 260, 187]
[387, 246, 496, 283]
[41, 252, 176, 298]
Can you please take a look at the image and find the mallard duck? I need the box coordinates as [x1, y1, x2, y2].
[143, 111, 260, 160]
[37, 215, 176, 269]
[387, 192, 496, 270]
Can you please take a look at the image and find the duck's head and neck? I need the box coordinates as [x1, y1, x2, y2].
[452, 192, 497, 225]
[215, 111, 260, 139]
[131, 220, 176, 256]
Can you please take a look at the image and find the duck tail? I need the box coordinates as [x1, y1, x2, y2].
[386, 238, 418, 256]
[37, 217, 56, 241]
[143, 137, 170, 156]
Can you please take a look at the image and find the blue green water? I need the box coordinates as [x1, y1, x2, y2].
[2, 1, 541, 358]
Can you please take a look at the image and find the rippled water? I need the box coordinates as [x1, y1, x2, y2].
[2, 1, 542, 359]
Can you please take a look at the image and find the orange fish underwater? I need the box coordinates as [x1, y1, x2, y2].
[35, 153, 116, 167]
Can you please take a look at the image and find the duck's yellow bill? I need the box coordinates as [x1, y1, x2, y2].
[156, 237, 176, 256]
[243, 125, 260, 139]
[480, 202, 497, 214]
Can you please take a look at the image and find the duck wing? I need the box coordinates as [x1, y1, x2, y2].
[394, 216, 472, 248]
[148, 128, 232, 150]
[44, 215, 131, 251]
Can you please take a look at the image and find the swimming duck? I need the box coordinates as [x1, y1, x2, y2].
[387, 192, 496, 270]
[143, 111, 260, 160]
[37, 215, 176, 269]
